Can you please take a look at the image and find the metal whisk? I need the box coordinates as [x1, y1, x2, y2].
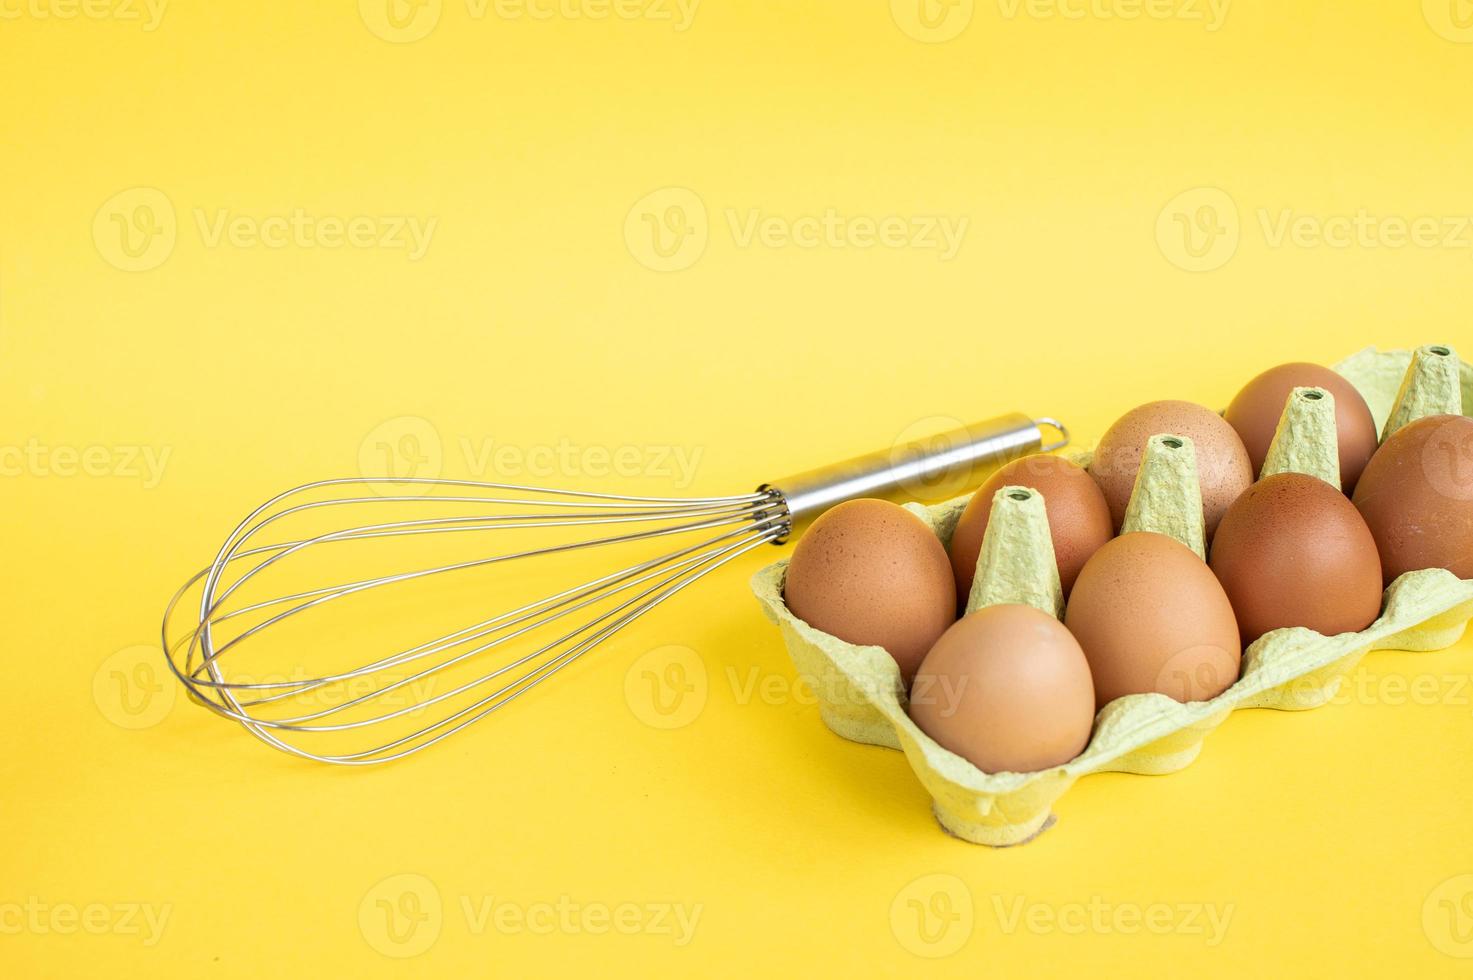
[162, 413, 1067, 764]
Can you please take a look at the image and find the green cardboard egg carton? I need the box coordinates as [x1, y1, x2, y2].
[751, 347, 1473, 846]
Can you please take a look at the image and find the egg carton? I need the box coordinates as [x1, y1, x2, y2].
[751, 347, 1473, 846]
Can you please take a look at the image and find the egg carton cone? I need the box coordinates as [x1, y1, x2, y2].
[751, 346, 1473, 846]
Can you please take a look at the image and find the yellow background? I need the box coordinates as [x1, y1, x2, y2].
[4, 0, 1473, 975]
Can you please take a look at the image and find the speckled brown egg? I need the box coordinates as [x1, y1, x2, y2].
[949, 455, 1114, 605]
[1090, 400, 1253, 539]
[1065, 532, 1242, 707]
[1224, 362, 1380, 493]
[1210, 473, 1383, 644]
[1352, 414, 1473, 585]
[908, 604, 1095, 774]
[783, 498, 955, 682]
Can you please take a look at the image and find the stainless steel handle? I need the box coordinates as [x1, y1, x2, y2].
[761, 413, 1068, 541]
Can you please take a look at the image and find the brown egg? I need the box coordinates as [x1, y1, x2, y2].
[1211, 473, 1383, 644]
[784, 498, 955, 682]
[1352, 414, 1473, 584]
[1224, 362, 1380, 492]
[1065, 532, 1242, 707]
[1090, 400, 1253, 539]
[908, 604, 1095, 773]
[949, 455, 1114, 604]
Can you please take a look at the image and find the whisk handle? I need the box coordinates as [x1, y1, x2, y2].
[760, 413, 1068, 539]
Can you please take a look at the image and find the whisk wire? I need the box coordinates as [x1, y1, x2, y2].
[163, 477, 786, 764]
